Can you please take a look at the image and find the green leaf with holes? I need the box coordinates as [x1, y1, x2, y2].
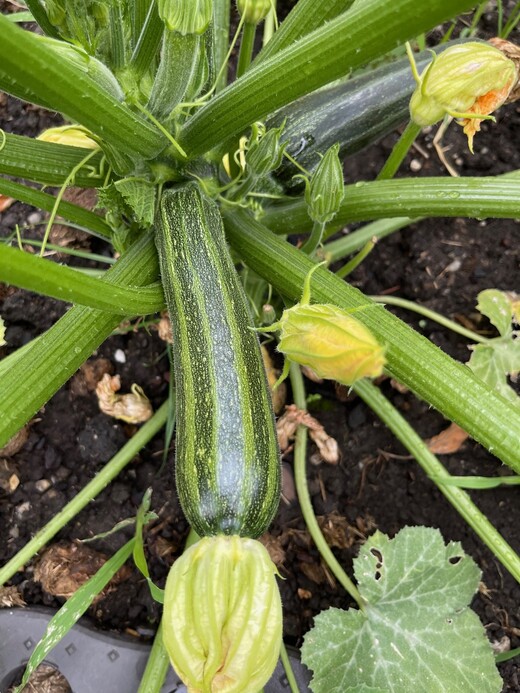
[301, 526, 502, 693]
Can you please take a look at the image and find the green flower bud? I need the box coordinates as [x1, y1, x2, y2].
[277, 303, 385, 385]
[409, 42, 517, 151]
[262, 264, 385, 387]
[304, 143, 344, 225]
[237, 0, 272, 24]
[163, 536, 283, 693]
[158, 0, 213, 34]
[245, 125, 286, 177]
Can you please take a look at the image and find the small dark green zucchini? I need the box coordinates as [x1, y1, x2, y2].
[155, 183, 281, 538]
[268, 41, 474, 188]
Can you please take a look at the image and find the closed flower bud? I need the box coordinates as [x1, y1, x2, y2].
[237, 0, 272, 24]
[409, 42, 517, 151]
[37, 125, 98, 149]
[163, 535, 282, 693]
[277, 302, 386, 385]
[245, 125, 286, 177]
[158, 0, 213, 34]
[304, 143, 344, 224]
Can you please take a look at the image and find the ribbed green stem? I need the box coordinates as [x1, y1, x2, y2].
[301, 220, 325, 255]
[130, 1, 163, 79]
[354, 380, 520, 584]
[224, 210, 520, 471]
[179, 0, 476, 157]
[253, 0, 355, 64]
[322, 218, 417, 261]
[24, 0, 61, 38]
[0, 243, 164, 314]
[280, 642, 299, 693]
[0, 14, 165, 160]
[132, 0, 151, 46]
[0, 232, 160, 448]
[212, 0, 231, 92]
[336, 238, 375, 279]
[261, 176, 520, 235]
[377, 120, 422, 180]
[0, 133, 105, 187]
[0, 178, 111, 239]
[109, 1, 127, 70]
[290, 363, 365, 609]
[0, 401, 169, 586]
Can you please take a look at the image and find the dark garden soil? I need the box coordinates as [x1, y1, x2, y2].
[1, 2, 520, 691]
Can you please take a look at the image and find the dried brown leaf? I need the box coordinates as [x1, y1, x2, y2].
[261, 345, 287, 414]
[0, 195, 14, 213]
[259, 533, 286, 567]
[0, 425, 30, 457]
[0, 585, 26, 608]
[426, 422, 469, 454]
[157, 311, 174, 344]
[276, 404, 339, 463]
[34, 542, 131, 602]
[96, 373, 153, 423]
[70, 358, 113, 397]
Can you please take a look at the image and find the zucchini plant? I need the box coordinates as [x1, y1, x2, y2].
[0, 0, 519, 691]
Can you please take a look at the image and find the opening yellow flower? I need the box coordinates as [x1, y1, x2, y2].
[408, 41, 517, 152]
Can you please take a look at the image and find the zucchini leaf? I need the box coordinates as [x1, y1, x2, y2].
[301, 527, 502, 693]
[467, 289, 520, 407]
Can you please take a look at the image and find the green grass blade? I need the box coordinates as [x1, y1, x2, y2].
[0, 243, 164, 314]
[0, 178, 111, 239]
[0, 233, 160, 448]
[178, 0, 476, 157]
[14, 540, 135, 693]
[133, 489, 165, 603]
[432, 475, 520, 489]
[495, 647, 520, 664]
[224, 209, 520, 472]
[0, 133, 105, 187]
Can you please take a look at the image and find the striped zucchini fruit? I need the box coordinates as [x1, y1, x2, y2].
[155, 183, 281, 538]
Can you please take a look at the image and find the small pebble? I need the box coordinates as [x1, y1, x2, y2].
[114, 349, 126, 364]
[15, 501, 31, 518]
[27, 212, 42, 225]
[35, 479, 52, 493]
[409, 158, 422, 172]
